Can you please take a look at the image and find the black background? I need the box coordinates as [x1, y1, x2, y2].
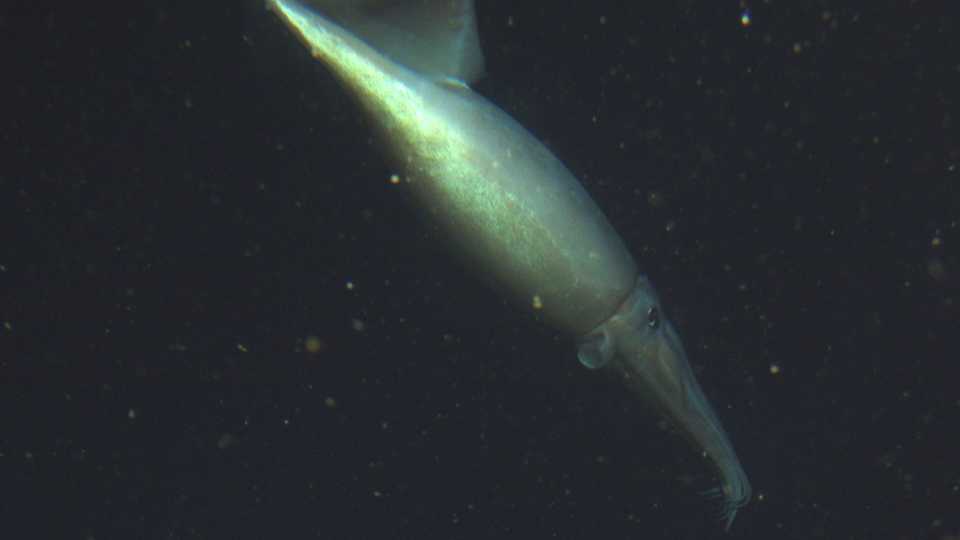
[2, 1, 958, 539]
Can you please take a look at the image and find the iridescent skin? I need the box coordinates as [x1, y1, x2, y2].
[267, 0, 750, 528]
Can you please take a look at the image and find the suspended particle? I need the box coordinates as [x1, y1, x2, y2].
[304, 335, 327, 354]
[217, 433, 237, 449]
[647, 190, 665, 208]
[740, 9, 752, 27]
[927, 257, 947, 282]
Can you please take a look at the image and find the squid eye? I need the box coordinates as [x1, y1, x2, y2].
[646, 306, 660, 329]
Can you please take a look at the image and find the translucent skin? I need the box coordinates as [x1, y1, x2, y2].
[269, 0, 750, 529]
[578, 276, 751, 529]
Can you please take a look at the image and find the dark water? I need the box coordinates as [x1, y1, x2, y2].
[3, 2, 956, 538]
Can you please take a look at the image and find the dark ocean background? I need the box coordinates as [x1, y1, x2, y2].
[2, 1, 957, 538]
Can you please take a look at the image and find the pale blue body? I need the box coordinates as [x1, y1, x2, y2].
[266, 0, 751, 529]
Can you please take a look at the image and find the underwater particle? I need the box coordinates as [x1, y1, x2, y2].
[647, 190, 665, 208]
[389, 173, 401, 185]
[769, 363, 781, 375]
[217, 433, 237, 449]
[531, 294, 543, 310]
[927, 257, 947, 282]
[324, 396, 337, 408]
[304, 335, 327, 354]
[740, 9, 752, 27]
